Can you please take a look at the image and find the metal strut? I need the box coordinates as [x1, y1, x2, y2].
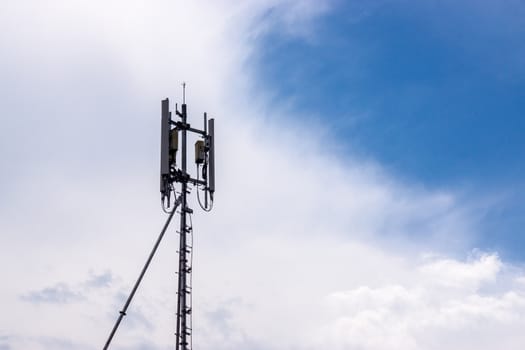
[103, 195, 182, 350]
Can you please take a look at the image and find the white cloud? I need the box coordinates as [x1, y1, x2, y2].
[0, 1, 524, 350]
[418, 252, 502, 291]
[320, 254, 525, 350]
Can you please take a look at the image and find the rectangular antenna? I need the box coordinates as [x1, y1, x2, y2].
[208, 118, 215, 195]
[160, 98, 170, 192]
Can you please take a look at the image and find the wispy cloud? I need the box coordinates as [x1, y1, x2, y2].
[20, 283, 83, 304]
[2, 335, 94, 350]
[0, 334, 10, 350]
[84, 271, 114, 289]
[20, 270, 114, 304]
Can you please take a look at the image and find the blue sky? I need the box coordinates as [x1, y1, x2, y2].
[255, 0, 525, 261]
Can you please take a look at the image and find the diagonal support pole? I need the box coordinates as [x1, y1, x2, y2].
[103, 196, 182, 350]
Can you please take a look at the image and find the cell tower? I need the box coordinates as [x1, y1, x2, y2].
[103, 85, 215, 350]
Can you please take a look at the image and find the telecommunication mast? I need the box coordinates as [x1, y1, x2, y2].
[103, 85, 215, 350]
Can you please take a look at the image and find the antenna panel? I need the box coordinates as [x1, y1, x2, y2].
[160, 99, 171, 192]
[208, 118, 215, 195]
